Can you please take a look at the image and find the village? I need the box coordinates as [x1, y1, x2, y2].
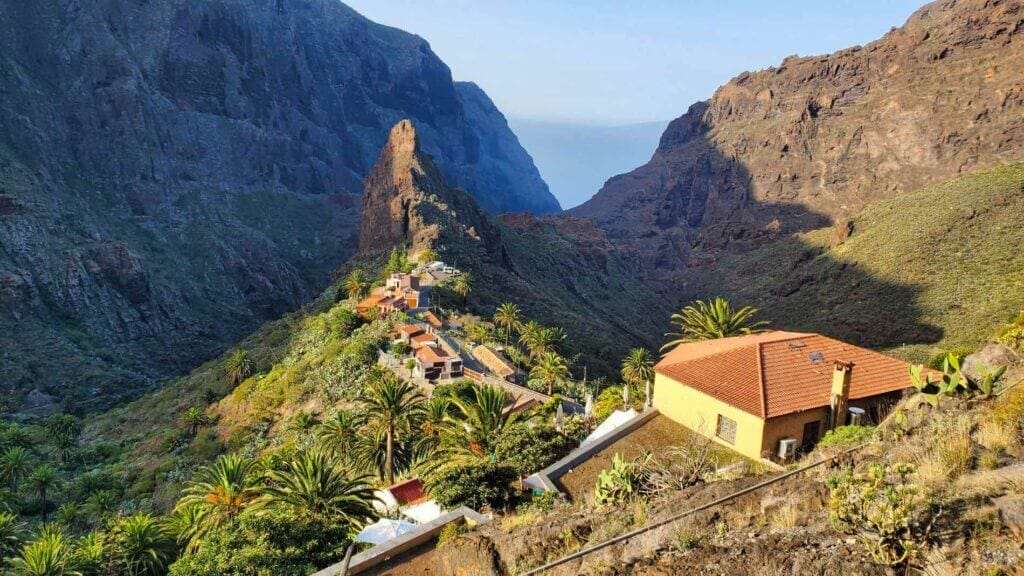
[308, 259, 1021, 576]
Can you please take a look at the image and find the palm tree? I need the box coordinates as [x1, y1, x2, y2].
[414, 397, 449, 461]
[661, 297, 769, 353]
[27, 465, 59, 522]
[180, 406, 209, 437]
[223, 349, 252, 386]
[166, 505, 207, 553]
[445, 385, 524, 458]
[256, 448, 377, 527]
[451, 272, 472, 304]
[360, 373, 425, 484]
[289, 411, 320, 434]
[530, 352, 570, 395]
[493, 303, 521, 349]
[175, 454, 260, 544]
[0, 510, 25, 559]
[316, 410, 364, 458]
[344, 269, 371, 301]
[620, 348, 655, 401]
[108, 514, 176, 576]
[72, 531, 105, 576]
[2, 446, 32, 493]
[43, 415, 81, 446]
[6, 530, 77, 576]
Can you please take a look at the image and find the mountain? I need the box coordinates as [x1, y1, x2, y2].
[358, 120, 671, 374]
[0, 0, 556, 411]
[510, 119, 668, 209]
[570, 0, 1024, 275]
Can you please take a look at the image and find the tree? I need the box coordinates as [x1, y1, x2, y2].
[288, 411, 320, 434]
[6, 529, 77, 576]
[530, 352, 570, 395]
[343, 270, 371, 301]
[43, 415, 82, 446]
[451, 273, 472, 304]
[442, 385, 523, 461]
[2, 446, 32, 493]
[492, 423, 575, 476]
[180, 407, 209, 437]
[316, 410, 363, 458]
[224, 350, 252, 387]
[27, 465, 60, 522]
[620, 348, 655, 405]
[255, 448, 376, 526]
[108, 513, 177, 576]
[414, 396, 450, 461]
[661, 298, 769, 352]
[175, 454, 261, 548]
[427, 462, 517, 511]
[359, 373, 425, 484]
[493, 303, 521, 349]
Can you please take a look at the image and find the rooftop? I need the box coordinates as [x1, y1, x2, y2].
[655, 331, 925, 418]
[416, 345, 449, 363]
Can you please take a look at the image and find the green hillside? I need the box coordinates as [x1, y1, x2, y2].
[681, 163, 1024, 362]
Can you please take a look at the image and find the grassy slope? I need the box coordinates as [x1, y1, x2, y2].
[681, 163, 1024, 362]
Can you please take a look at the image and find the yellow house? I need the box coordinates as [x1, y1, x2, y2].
[653, 331, 922, 461]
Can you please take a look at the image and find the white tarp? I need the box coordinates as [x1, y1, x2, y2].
[354, 518, 417, 545]
[401, 499, 445, 524]
[581, 409, 637, 446]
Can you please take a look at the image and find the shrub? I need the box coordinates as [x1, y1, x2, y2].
[817, 425, 875, 448]
[593, 386, 643, 422]
[436, 521, 467, 548]
[327, 307, 361, 339]
[827, 463, 925, 569]
[492, 423, 575, 476]
[926, 347, 972, 371]
[391, 342, 412, 357]
[594, 453, 651, 506]
[428, 462, 518, 511]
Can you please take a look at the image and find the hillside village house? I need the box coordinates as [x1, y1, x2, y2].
[472, 344, 517, 379]
[654, 331, 923, 461]
[356, 273, 428, 318]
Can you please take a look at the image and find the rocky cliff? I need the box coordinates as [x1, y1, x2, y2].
[0, 0, 556, 410]
[571, 0, 1024, 274]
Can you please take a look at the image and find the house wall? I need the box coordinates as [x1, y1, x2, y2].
[761, 408, 829, 457]
[652, 373, 765, 460]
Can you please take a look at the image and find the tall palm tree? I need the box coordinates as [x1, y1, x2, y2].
[661, 297, 769, 353]
[223, 349, 252, 387]
[256, 448, 376, 526]
[175, 453, 260, 545]
[451, 273, 472, 304]
[43, 415, 82, 446]
[344, 269, 371, 301]
[493, 303, 521, 349]
[316, 410, 364, 458]
[2, 446, 32, 493]
[359, 373, 425, 484]
[530, 352, 570, 395]
[109, 514, 176, 576]
[180, 406, 209, 437]
[27, 465, 59, 522]
[6, 530, 77, 576]
[413, 396, 449, 463]
[621, 348, 654, 389]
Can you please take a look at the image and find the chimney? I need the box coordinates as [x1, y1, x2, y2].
[829, 361, 854, 430]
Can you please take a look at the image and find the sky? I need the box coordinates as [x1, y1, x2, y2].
[345, 0, 924, 125]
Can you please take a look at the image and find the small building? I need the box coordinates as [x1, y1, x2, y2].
[410, 332, 438, 349]
[414, 344, 463, 381]
[372, 478, 444, 524]
[654, 331, 925, 462]
[422, 311, 444, 330]
[395, 324, 425, 344]
[356, 273, 429, 318]
[472, 345, 517, 379]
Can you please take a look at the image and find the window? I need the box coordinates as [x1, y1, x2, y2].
[716, 414, 737, 444]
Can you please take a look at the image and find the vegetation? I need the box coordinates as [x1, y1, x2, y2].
[343, 270, 371, 301]
[428, 462, 517, 511]
[661, 298, 769, 352]
[594, 453, 651, 506]
[359, 371, 426, 484]
[817, 425, 875, 448]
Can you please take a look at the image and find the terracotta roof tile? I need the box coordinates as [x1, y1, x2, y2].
[655, 331, 925, 418]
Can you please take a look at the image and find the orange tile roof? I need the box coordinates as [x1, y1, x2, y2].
[416, 345, 448, 362]
[356, 294, 385, 308]
[422, 311, 443, 329]
[397, 324, 423, 335]
[411, 333, 437, 346]
[655, 331, 925, 418]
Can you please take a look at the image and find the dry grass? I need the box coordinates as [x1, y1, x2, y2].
[769, 501, 802, 531]
[975, 419, 1018, 453]
[502, 510, 540, 532]
[915, 414, 974, 488]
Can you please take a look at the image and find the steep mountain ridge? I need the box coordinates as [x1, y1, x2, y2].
[0, 0, 556, 410]
[571, 0, 1024, 275]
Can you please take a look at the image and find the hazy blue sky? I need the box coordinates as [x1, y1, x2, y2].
[345, 0, 923, 125]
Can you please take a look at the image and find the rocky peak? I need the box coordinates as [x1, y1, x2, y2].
[359, 120, 499, 254]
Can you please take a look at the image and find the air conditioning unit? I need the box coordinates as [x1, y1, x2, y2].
[778, 438, 797, 460]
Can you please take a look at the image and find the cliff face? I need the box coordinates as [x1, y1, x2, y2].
[571, 0, 1024, 273]
[0, 0, 555, 409]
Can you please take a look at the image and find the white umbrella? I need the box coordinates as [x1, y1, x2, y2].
[354, 518, 417, 545]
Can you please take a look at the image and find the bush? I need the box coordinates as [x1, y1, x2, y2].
[391, 342, 412, 357]
[436, 521, 467, 548]
[327, 307, 361, 339]
[827, 463, 926, 569]
[428, 462, 518, 511]
[432, 380, 477, 406]
[593, 386, 643, 422]
[594, 453, 651, 506]
[492, 423, 575, 476]
[818, 425, 875, 448]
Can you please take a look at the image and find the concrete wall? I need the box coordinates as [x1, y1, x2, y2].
[653, 373, 766, 460]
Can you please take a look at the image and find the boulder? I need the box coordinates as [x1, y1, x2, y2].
[994, 495, 1024, 543]
[962, 344, 1018, 383]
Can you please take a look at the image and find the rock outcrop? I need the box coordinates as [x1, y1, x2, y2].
[571, 0, 1024, 275]
[0, 0, 555, 409]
